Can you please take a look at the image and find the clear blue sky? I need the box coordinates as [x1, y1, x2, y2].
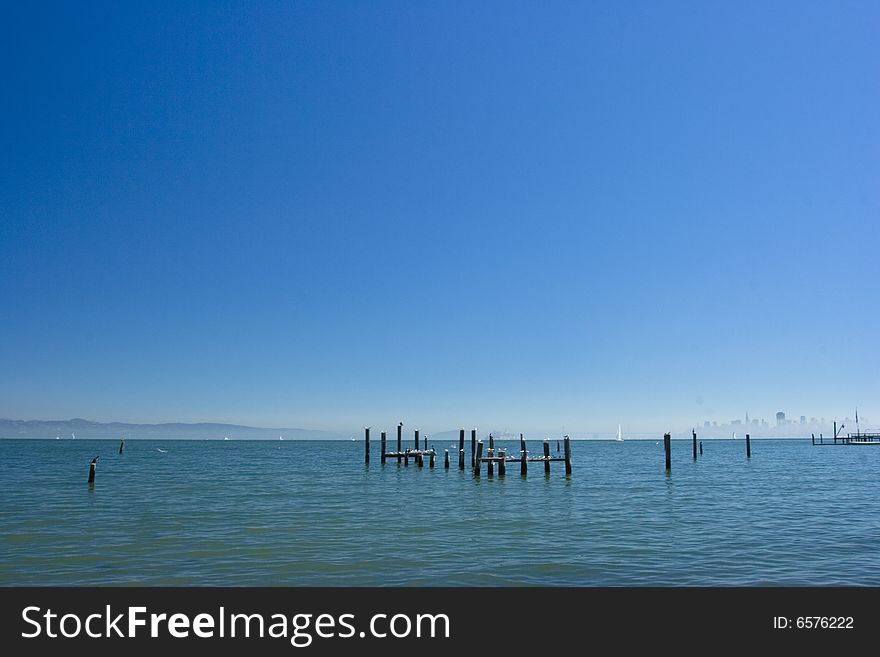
[2, 1, 877, 436]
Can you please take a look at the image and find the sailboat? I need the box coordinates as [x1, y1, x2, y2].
[615, 425, 624, 442]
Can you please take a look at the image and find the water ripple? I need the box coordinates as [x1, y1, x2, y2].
[1, 439, 878, 586]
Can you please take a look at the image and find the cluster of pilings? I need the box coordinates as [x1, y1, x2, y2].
[85, 439, 126, 485]
[664, 429, 752, 472]
[810, 421, 880, 446]
[364, 426, 572, 478]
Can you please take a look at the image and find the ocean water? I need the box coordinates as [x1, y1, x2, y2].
[1, 438, 878, 586]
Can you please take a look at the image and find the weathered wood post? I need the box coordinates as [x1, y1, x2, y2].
[430, 450, 436, 468]
[564, 436, 572, 475]
[487, 444, 494, 476]
[404, 449, 409, 467]
[521, 442, 527, 476]
[471, 429, 476, 468]
[381, 431, 387, 464]
[699, 441, 703, 455]
[444, 449, 449, 468]
[692, 429, 697, 460]
[664, 432, 671, 471]
[489, 434, 494, 451]
[746, 433, 751, 458]
[520, 434, 525, 454]
[459, 429, 465, 470]
[543, 439, 551, 474]
[397, 422, 403, 463]
[87, 456, 98, 484]
[811, 433, 815, 446]
[119, 439, 124, 455]
[498, 449, 507, 476]
[415, 429, 420, 450]
[474, 440, 483, 477]
[365, 427, 370, 465]
[418, 451, 424, 468]
[820, 433, 823, 444]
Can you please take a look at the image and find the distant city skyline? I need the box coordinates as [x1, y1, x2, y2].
[2, 3, 878, 433]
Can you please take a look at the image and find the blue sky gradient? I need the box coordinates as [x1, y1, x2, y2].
[2, 1, 878, 435]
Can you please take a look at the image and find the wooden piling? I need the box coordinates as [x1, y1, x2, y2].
[699, 441, 703, 455]
[811, 433, 815, 446]
[520, 433, 525, 454]
[521, 444, 527, 476]
[87, 456, 98, 484]
[459, 429, 465, 470]
[415, 429, 420, 450]
[381, 431, 387, 464]
[557, 440, 560, 453]
[404, 450, 409, 467]
[746, 433, 751, 458]
[119, 439, 124, 455]
[471, 429, 476, 468]
[564, 437, 572, 475]
[543, 439, 551, 474]
[365, 427, 370, 465]
[498, 449, 506, 476]
[444, 449, 449, 469]
[487, 446, 494, 476]
[474, 440, 483, 477]
[664, 432, 671, 471]
[418, 451, 424, 468]
[397, 422, 403, 464]
[489, 434, 494, 451]
[692, 429, 697, 460]
[429, 450, 435, 468]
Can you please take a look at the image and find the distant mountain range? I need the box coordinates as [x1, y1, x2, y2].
[0, 418, 823, 441]
[0, 420, 524, 443]
[0, 418, 347, 440]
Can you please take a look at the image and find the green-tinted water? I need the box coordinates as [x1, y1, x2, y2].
[1, 439, 877, 585]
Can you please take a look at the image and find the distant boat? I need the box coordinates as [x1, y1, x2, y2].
[279, 436, 284, 441]
[224, 436, 229, 441]
[55, 436, 60, 440]
[615, 425, 624, 442]
[350, 436, 355, 441]
[732, 432, 737, 439]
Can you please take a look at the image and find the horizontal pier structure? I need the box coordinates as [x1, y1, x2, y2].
[365, 427, 573, 478]
[842, 433, 880, 444]
[814, 433, 880, 446]
[812, 422, 880, 446]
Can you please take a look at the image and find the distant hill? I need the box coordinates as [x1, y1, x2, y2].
[0, 418, 347, 440]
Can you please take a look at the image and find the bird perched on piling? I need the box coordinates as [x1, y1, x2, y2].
[87, 456, 99, 484]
